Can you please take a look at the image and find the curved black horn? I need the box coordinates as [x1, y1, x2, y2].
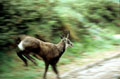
[60, 34, 65, 39]
[66, 31, 70, 38]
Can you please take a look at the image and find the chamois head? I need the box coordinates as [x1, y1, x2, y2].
[61, 31, 73, 48]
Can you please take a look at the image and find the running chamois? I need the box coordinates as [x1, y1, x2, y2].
[17, 32, 73, 79]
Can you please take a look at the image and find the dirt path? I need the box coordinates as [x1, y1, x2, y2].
[61, 52, 120, 79]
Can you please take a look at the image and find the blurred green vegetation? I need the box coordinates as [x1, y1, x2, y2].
[0, 0, 120, 79]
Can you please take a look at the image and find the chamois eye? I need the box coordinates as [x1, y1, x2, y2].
[67, 40, 70, 44]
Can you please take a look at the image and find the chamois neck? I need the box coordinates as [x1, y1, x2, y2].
[57, 39, 66, 53]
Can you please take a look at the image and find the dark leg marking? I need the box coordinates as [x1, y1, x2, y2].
[43, 62, 49, 79]
[51, 64, 60, 79]
[24, 54, 38, 66]
[17, 51, 28, 66]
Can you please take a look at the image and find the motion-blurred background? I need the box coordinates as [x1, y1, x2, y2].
[0, 0, 120, 79]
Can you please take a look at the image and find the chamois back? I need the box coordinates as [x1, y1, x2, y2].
[38, 42, 59, 59]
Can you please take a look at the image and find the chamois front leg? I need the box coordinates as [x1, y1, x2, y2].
[43, 62, 49, 79]
[51, 64, 60, 79]
[17, 51, 28, 66]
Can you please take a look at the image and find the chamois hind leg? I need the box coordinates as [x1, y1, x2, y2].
[23, 53, 38, 66]
[51, 64, 60, 79]
[43, 62, 49, 79]
[32, 54, 42, 60]
[17, 51, 28, 66]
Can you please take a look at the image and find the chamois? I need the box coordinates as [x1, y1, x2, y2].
[17, 32, 73, 79]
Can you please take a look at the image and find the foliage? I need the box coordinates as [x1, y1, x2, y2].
[0, 51, 13, 73]
[0, 0, 119, 50]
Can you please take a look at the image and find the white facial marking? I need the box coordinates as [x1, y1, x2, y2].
[65, 43, 69, 48]
[18, 41, 24, 51]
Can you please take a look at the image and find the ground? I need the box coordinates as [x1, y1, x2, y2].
[49, 47, 120, 79]
[62, 52, 120, 79]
